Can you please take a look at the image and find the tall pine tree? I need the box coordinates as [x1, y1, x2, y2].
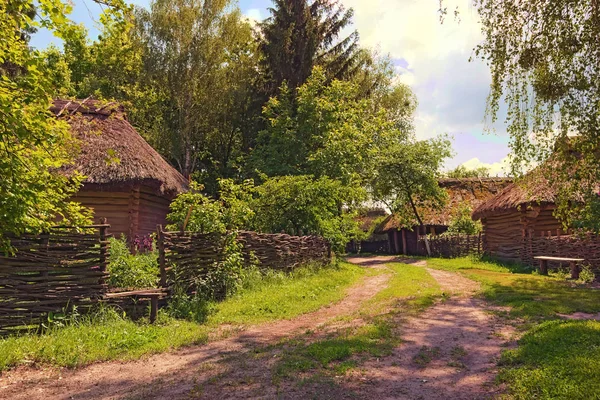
[259, 0, 361, 95]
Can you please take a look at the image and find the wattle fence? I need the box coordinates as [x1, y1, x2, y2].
[519, 233, 600, 277]
[157, 228, 332, 293]
[0, 225, 110, 335]
[0, 224, 331, 335]
[417, 233, 483, 258]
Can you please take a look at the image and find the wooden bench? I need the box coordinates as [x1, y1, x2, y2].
[534, 256, 585, 279]
[104, 288, 168, 323]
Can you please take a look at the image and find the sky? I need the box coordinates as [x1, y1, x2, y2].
[31, 0, 512, 176]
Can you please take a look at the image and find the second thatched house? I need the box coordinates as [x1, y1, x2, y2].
[53, 99, 188, 239]
[472, 168, 563, 262]
[376, 178, 512, 255]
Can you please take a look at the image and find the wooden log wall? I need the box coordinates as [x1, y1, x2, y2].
[0, 226, 110, 335]
[159, 229, 332, 291]
[417, 233, 483, 258]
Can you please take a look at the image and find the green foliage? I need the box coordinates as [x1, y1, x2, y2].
[446, 204, 482, 235]
[462, 0, 600, 229]
[255, 67, 405, 186]
[0, 0, 110, 251]
[498, 320, 600, 400]
[166, 181, 227, 233]
[135, 0, 259, 179]
[106, 237, 159, 289]
[371, 135, 453, 227]
[446, 165, 490, 178]
[252, 175, 366, 252]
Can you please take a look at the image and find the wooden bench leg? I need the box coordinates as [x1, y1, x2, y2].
[570, 262, 580, 280]
[150, 296, 158, 323]
[539, 259, 548, 275]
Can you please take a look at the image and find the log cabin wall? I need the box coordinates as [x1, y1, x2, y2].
[72, 189, 132, 238]
[481, 206, 563, 262]
[72, 184, 172, 239]
[137, 186, 171, 237]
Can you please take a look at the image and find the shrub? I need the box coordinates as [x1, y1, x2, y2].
[107, 237, 159, 289]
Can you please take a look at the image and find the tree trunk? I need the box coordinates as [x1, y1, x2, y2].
[407, 194, 430, 256]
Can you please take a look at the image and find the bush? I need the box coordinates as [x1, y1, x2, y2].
[107, 237, 159, 289]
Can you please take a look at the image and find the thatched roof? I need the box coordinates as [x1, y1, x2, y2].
[355, 208, 389, 232]
[472, 168, 557, 220]
[376, 178, 512, 232]
[53, 99, 188, 197]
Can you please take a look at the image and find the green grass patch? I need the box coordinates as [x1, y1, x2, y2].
[498, 320, 600, 400]
[426, 257, 600, 321]
[362, 262, 442, 314]
[425, 256, 530, 274]
[208, 262, 366, 325]
[0, 262, 366, 371]
[274, 317, 398, 379]
[0, 309, 208, 370]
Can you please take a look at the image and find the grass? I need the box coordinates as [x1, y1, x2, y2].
[427, 257, 600, 321]
[274, 318, 398, 379]
[208, 262, 367, 325]
[361, 262, 442, 315]
[0, 310, 209, 370]
[0, 262, 366, 371]
[498, 320, 600, 400]
[427, 256, 600, 399]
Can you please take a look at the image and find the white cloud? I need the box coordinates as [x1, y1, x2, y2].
[244, 8, 263, 27]
[341, 0, 510, 165]
[460, 157, 511, 177]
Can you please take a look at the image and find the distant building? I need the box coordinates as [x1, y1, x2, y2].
[375, 178, 512, 255]
[53, 99, 188, 239]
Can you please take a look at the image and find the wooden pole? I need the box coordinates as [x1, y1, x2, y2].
[157, 225, 167, 289]
[402, 229, 407, 255]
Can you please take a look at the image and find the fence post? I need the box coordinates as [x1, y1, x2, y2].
[157, 225, 168, 289]
[98, 218, 108, 287]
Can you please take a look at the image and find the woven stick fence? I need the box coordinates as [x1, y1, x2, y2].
[0, 225, 110, 335]
[519, 233, 600, 277]
[157, 228, 331, 291]
[418, 233, 483, 258]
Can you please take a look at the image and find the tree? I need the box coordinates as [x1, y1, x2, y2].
[251, 175, 366, 251]
[371, 136, 453, 233]
[447, 204, 482, 235]
[0, 0, 115, 251]
[259, 0, 361, 95]
[132, 0, 258, 181]
[458, 0, 600, 228]
[253, 67, 407, 186]
[446, 165, 490, 179]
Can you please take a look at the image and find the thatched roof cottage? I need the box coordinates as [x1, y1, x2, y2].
[472, 168, 563, 262]
[52, 99, 188, 239]
[376, 178, 512, 255]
